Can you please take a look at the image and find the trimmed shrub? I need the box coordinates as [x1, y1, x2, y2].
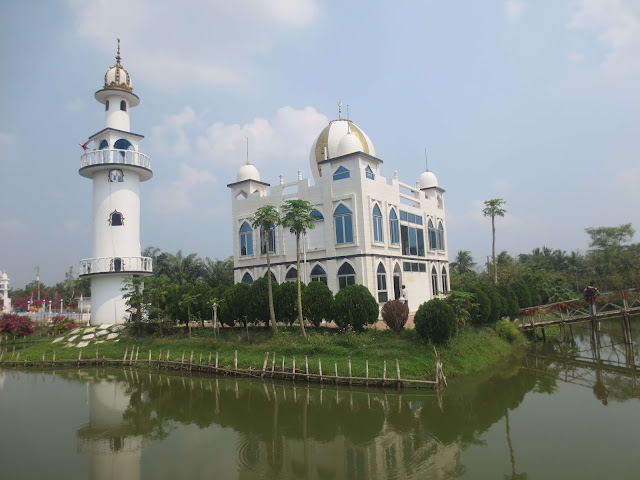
[0, 314, 34, 337]
[478, 283, 503, 323]
[497, 283, 520, 319]
[510, 279, 532, 309]
[495, 319, 521, 342]
[381, 300, 409, 331]
[248, 277, 279, 325]
[303, 281, 334, 327]
[332, 284, 379, 332]
[221, 282, 251, 326]
[466, 285, 490, 323]
[414, 298, 457, 345]
[276, 281, 303, 326]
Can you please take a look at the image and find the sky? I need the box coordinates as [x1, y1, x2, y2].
[1, 0, 639, 288]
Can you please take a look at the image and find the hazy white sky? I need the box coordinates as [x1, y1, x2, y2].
[1, 0, 639, 287]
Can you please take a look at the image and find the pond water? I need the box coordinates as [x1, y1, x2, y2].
[1, 320, 639, 480]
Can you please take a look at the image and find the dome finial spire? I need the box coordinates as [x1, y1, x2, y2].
[337, 100, 342, 120]
[116, 37, 121, 65]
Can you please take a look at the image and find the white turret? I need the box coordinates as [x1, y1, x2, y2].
[78, 40, 153, 325]
[0, 271, 11, 313]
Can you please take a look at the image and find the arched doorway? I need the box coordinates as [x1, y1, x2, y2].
[393, 263, 402, 300]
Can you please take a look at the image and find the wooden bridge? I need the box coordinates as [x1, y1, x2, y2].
[519, 288, 640, 344]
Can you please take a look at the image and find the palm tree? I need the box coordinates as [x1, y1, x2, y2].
[483, 199, 507, 284]
[281, 199, 314, 339]
[252, 205, 281, 334]
[451, 250, 476, 274]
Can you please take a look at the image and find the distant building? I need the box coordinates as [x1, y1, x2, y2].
[0, 271, 11, 313]
[78, 40, 153, 325]
[228, 112, 449, 312]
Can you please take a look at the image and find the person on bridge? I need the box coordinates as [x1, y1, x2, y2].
[584, 281, 600, 316]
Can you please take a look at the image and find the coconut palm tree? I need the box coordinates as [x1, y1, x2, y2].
[281, 199, 314, 339]
[451, 250, 476, 274]
[483, 199, 507, 284]
[252, 205, 281, 334]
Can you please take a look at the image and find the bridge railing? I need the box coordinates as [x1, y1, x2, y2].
[519, 288, 639, 322]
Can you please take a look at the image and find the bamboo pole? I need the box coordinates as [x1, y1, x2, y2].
[135, 347, 139, 365]
[129, 348, 135, 366]
[181, 352, 185, 369]
[383, 360, 387, 381]
[348, 358, 352, 385]
[215, 351, 219, 370]
[334, 362, 338, 384]
[234, 350, 238, 372]
[262, 352, 269, 377]
[292, 356, 296, 380]
[305, 356, 309, 381]
[189, 351, 194, 371]
[123, 348, 129, 364]
[365, 360, 369, 386]
[149, 350, 152, 367]
[271, 352, 276, 376]
[318, 358, 323, 382]
[208, 352, 212, 365]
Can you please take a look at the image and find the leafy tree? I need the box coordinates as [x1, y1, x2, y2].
[302, 281, 334, 328]
[381, 300, 409, 331]
[444, 290, 476, 330]
[154, 250, 205, 285]
[585, 223, 635, 290]
[332, 284, 379, 332]
[483, 198, 507, 284]
[281, 199, 315, 339]
[414, 298, 457, 345]
[496, 283, 520, 319]
[248, 277, 279, 326]
[121, 276, 147, 334]
[451, 250, 476, 274]
[509, 279, 532, 309]
[203, 256, 233, 288]
[252, 205, 281, 333]
[465, 284, 491, 322]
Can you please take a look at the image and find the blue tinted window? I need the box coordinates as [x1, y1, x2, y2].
[373, 204, 383, 242]
[400, 211, 408, 222]
[240, 221, 253, 256]
[365, 165, 374, 180]
[334, 204, 353, 244]
[242, 272, 253, 284]
[389, 209, 399, 244]
[333, 166, 350, 181]
[310, 209, 324, 220]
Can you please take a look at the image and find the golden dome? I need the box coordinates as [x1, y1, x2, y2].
[103, 38, 133, 92]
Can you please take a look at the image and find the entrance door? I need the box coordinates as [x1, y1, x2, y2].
[393, 263, 401, 300]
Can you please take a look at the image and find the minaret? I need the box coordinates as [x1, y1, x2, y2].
[79, 40, 153, 325]
[0, 271, 11, 313]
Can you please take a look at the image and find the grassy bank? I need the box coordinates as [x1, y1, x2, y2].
[0, 325, 524, 380]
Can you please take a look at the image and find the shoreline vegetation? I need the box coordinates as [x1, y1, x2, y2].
[0, 324, 531, 386]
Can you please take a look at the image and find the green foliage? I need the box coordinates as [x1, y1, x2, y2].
[332, 285, 379, 332]
[444, 290, 476, 326]
[496, 283, 520, 319]
[247, 277, 278, 325]
[509, 279, 532, 309]
[276, 281, 302, 326]
[381, 300, 409, 331]
[50, 315, 76, 335]
[414, 298, 457, 345]
[465, 284, 491, 322]
[478, 283, 503, 323]
[221, 283, 251, 326]
[302, 281, 334, 327]
[495, 319, 521, 342]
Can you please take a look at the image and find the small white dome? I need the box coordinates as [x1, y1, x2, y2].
[418, 170, 438, 189]
[0, 272, 7, 281]
[336, 132, 363, 157]
[237, 162, 261, 182]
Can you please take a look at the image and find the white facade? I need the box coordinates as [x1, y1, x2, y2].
[228, 117, 449, 313]
[0, 271, 11, 313]
[79, 41, 152, 325]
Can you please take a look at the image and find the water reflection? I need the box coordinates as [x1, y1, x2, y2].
[2, 321, 638, 479]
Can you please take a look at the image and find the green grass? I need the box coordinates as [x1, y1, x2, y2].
[1, 324, 525, 380]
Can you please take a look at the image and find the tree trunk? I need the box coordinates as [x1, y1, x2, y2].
[296, 234, 307, 339]
[492, 215, 497, 284]
[266, 230, 278, 334]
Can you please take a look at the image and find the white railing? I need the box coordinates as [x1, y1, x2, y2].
[80, 149, 152, 170]
[79, 256, 153, 276]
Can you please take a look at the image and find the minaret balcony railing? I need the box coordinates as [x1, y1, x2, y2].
[81, 149, 152, 170]
[79, 256, 153, 276]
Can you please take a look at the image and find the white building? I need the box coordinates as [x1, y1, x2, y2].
[78, 40, 153, 325]
[228, 112, 449, 312]
[0, 271, 11, 313]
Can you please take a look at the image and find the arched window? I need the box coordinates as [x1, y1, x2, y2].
[441, 267, 448, 294]
[310, 264, 327, 284]
[333, 166, 350, 181]
[428, 219, 437, 250]
[285, 267, 297, 282]
[310, 209, 324, 220]
[99, 139, 109, 150]
[437, 221, 445, 250]
[263, 270, 277, 282]
[431, 266, 439, 296]
[120, 100, 127, 111]
[109, 210, 124, 226]
[338, 262, 356, 289]
[114, 138, 133, 161]
[389, 208, 400, 244]
[372, 204, 383, 242]
[241, 272, 254, 284]
[365, 165, 374, 180]
[334, 204, 353, 244]
[260, 224, 276, 254]
[239, 221, 253, 256]
[108, 169, 124, 182]
[105, 100, 109, 111]
[376, 263, 388, 302]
